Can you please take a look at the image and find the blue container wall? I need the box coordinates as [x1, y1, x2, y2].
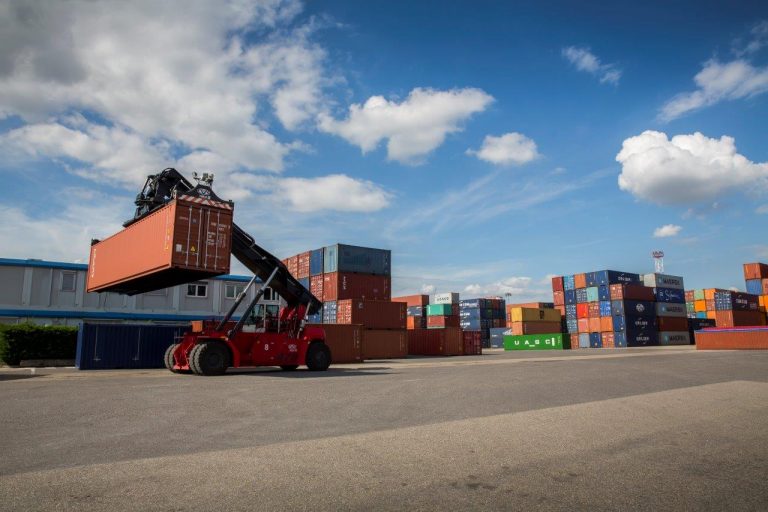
[307, 311, 322, 323]
[653, 287, 686, 304]
[298, 277, 310, 289]
[76, 323, 189, 370]
[566, 319, 578, 333]
[407, 306, 426, 317]
[595, 270, 641, 286]
[564, 290, 576, 305]
[575, 289, 588, 303]
[565, 304, 577, 319]
[310, 249, 324, 276]
[589, 332, 602, 348]
[323, 244, 391, 275]
[598, 285, 610, 301]
[745, 279, 763, 295]
[489, 327, 509, 348]
[696, 312, 708, 319]
[599, 301, 612, 317]
[578, 333, 590, 348]
[612, 315, 657, 333]
[564, 276, 575, 291]
[323, 301, 337, 323]
[585, 272, 598, 287]
[611, 300, 656, 317]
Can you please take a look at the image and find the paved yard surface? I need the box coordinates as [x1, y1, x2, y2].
[1, 346, 767, 511]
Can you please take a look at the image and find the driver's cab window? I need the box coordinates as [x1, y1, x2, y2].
[243, 304, 280, 332]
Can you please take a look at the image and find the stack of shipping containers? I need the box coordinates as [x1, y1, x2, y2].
[553, 270, 692, 348]
[744, 262, 768, 324]
[408, 292, 465, 356]
[458, 298, 505, 348]
[284, 244, 406, 360]
[501, 302, 564, 350]
[392, 295, 430, 330]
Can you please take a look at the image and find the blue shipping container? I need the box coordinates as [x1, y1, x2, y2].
[298, 277, 310, 289]
[323, 244, 391, 275]
[586, 272, 598, 287]
[611, 300, 656, 317]
[566, 318, 578, 333]
[696, 312, 708, 319]
[598, 285, 610, 301]
[578, 333, 590, 348]
[589, 332, 602, 348]
[459, 308, 482, 320]
[575, 288, 588, 303]
[310, 248, 324, 276]
[745, 279, 763, 295]
[565, 304, 577, 318]
[323, 301, 337, 323]
[613, 315, 657, 333]
[653, 287, 686, 304]
[76, 323, 189, 370]
[564, 290, 576, 305]
[595, 270, 641, 286]
[615, 330, 658, 347]
[489, 327, 509, 348]
[599, 301, 612, 317]
[407, 306, 426, 317]
[564, 275, 575, 291]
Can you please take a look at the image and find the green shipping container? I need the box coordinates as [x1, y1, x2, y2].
[503, 333, 564, 351]
[586, 287, 599, 302]
[693, 289, 705, 301]
[427, 304, 453, 316]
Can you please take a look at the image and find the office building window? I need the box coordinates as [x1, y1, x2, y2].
[187, 283, 208, 298]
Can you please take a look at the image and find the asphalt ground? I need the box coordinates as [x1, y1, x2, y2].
[1, 346, 766, 511]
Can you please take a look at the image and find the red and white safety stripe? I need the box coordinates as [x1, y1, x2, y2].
[178, 194, 233, 210]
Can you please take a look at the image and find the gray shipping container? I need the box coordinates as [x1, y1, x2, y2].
[323, 244, 391, 276]
[658, 331, 691, 345]
[656, 302, 688, 317]
[642, 273, 685, 290]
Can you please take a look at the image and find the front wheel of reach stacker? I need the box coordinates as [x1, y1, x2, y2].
[305, 342, 331, 371]
[164, 343, 181, 373]
[190, 341, 230, 376]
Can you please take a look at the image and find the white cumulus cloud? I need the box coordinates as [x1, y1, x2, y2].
[463, 276, 548, 299]
[466, 132, 540, 166]
[659, 59, 768, 121]
[616, 130, 768, 205]
[275, 174, 392, 212]
[318, 87, 494, 164]
[562, 46, 622, 85]
[653, 224, 683, 238]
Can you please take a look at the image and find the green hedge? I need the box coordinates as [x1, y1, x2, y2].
[0, 324, 78, 366]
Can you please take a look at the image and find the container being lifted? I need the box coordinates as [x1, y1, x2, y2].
[87, 188, 234, 294]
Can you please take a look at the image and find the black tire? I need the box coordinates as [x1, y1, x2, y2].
[280, 365, 299, 371]
[305, 342, 331, 371]
[190, 341, 230, 376]
[164, 343, 180, 373]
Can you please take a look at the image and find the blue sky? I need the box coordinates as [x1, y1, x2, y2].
[0, 0, 767, 300]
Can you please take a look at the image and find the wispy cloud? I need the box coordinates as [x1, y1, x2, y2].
[562, 46, 622, 85]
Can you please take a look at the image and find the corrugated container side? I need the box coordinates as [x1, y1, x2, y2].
[310, 248, 324, 276]
[296, 251, 311, 279]
[574, 273, 587, 289]
[427, 315, 460, 328]
[611, 300, 656, 317]
[745, 279, 763, 296]
[322, 272, 391, 302]
[322, 301, 337, 323]
[743, 263, 768, 280]
[642, 273, 685, 290]
[657, 317, 689, 331]
[392, 295, 430, 307]
[310, 276, 324, 303]
[508, 307, 561, 323]
[563, 275, 575, 290]
[427, 304, 454, 316]
[407, 328, 462, 356]
[362, 329, 407, 359]
[609, 284, 656, 301]
[589, 332, 602, 348]
[307, 323, 363, 363]
[323, 244, 391, 275]
[407, 316, 426, 329]
[432, 292, 460, 304]
[336, 299, 406, 329]
[77, 323, 189, 369]
[696, 327, 768, 349]
[503, 333, 563, 350]
[595, 270, 640, 286]
[713, 310, 767, 328]
[507, 321, 561, 335]
[658, 331, 690, 345]
[551, 276, 564, 292]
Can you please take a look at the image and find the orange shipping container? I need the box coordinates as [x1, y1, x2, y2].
[296, 251, 311, 278]
[706, 311, 717, 320]
[574, 273, 587, 289]
[427, 315, 460, 328]
[600, 316, 613, 332]
[362, 329, 407, 359]
[602, 332, 615, 348]
[310, 275, 324, 301]
[553, 291, 565, 306]
[743, 263, 768, 280]
[283, 256, 299, 277]
[407, 316, 426, 330]
[307, 323, 363, 364]
[570, 333, 580, 350]
[577, 318, 589, 333]
[391, 295, 430, 307]
[588, 317, 601, 333]
[508, 321, 561, 335]
[694, 300, 707, 312]
[87, 196, 233, 294]
[696, 327, 768, 350]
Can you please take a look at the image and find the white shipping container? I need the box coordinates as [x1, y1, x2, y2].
[642, 273, 685, 290]
[433, 292, 460, 304]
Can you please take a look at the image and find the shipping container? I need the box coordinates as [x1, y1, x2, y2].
[657, 317, 689, 331]
[307, 323, 363, 363]
[688, 318, 717, 331]
[323, 244, 391, 276]
[296, 251, 311, 279]
[503, 332, 563, 351]
[310, 277, 324, 303]
[433, 292, 460, 304]
[507, 307, 561, 323]
[743, 262, 768, 280]
[551, 276, 564, 292]
[310, 248, 324, 276]
[507, 321, 561, 335]
[611, 300, 656, 317]
[612, 315, 656, 333]
[489, 327, 509, 348]
[462, 330, 483, 355]
[407, 306, 426, 317]
[589, 332, 601, 348]
[564, 290, 576, 305]
[586, 287, 599, 302]
[696, 326, 768, 349]
[642, 273, 685, 290]
[566, 318, 578, 333]
[336, 299, 406, 329]
[656, 302, 688, 317]
[598, 285, 610, 301]
[76, 323, 189, 369]
[563, 275, 575, 290]
[713, 310, 767, 328]
[575, 288, 588, 303]
[602, 332, 615, 348]
[363, 329, 407, 359]
[588, 317, 601, 333]
[653, 287, 686, 304]
[284, 255, 299, 277]
[574, 273, 587, 289]
[87, 196, 233, 294]
[553, 291, 565, 306]
[585, 272, 597, 287]
[322, 301, 337, 323]
[565, 304, 577, 319]
[599, 301, 612, 317]
[427, 315, 460, 328]
[298, 277, 310, 290]
[427, 303, 454, 316]
[570, 333, 580, 349]
[609, 284, 656, 302]
[614, 331, 658, 347]
[407, 316, 426, 330]
[392, 295, 430, 307]
[577, 318, 589, 332]
[587, 302, 600, 318]
[600, 316, 613, 332]
[322, 272, 391, 302]
[745, 279, 764, 295]
[407, 328, 462, 356]
[658, 331, 690, 345]
[694, 289, 705, 301]
[578, 333, 590, 348]
[594, 270, 640, 286]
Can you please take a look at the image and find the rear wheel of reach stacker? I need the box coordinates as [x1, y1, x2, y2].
[164, 343, 182, 373]
[305, 341, 331, 371]
[189, 341, 230, 376]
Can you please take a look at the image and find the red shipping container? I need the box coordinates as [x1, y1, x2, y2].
[576, 303, 589, 319]
[684, 290, 695, 302]
[588, 302, 600, 318]
[427, 315, 460, 328]
[283, 255, 298, 277]
[553, 291, 565, 306]
[600, 316, 613, 332]
[743, 262, 768, 280]
[336, 299, 406, 329]
[657, 317, 689, 331]
[508, 321, 561, 335]
[696, 327, 768, 350]
[570, 333, 580, 350]
[310, 275, 324, 301]
[296, 251, 311, 279]
[362, 329, 407, 359]
[763, 279, 768, 295]
[705, 300, 715, 311]
[551, 276, 564, 292]
[307, 323, 362, 363]
[609, 284, 655, 301]
[407, 316, 426, 329]
[714, 310, 767, 328]
[588, 317, 601, 333]
[322, 272, 391, 302]
[392, 295, 430, 307]
[462, 330, 483, 355]
[87, 196, 233, 294]
[577, 318, 589, 333]
[407, 328, 463, 356]
[601, 332, 615, 348]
